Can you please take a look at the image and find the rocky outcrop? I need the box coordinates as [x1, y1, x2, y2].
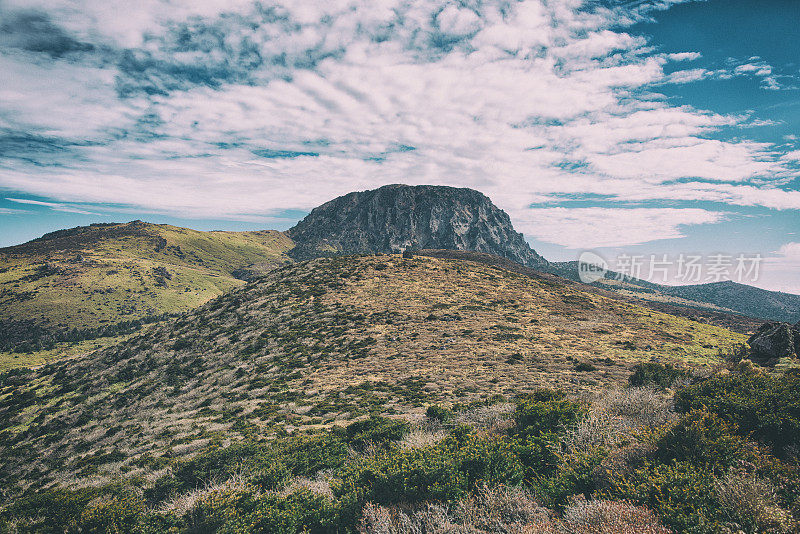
[287, 184, 547, 267]
[747, 321, 800, 360]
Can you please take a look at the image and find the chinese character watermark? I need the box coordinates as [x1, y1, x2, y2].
[576, 252, 763, 284]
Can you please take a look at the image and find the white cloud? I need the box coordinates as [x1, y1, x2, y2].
[0, 0, 797, 251]
[734, 63, 772, 77]
[5, 197, 99, 215]
[513, 207, 724, 249]
[436, 5, 482, 36]
[758, 243, 800, 294]
[666, 68, 708, 84]
[668, 52, 701, 61]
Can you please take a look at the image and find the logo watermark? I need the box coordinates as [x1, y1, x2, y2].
[577, 251, 608, 283]
[576, 251, 763, 284]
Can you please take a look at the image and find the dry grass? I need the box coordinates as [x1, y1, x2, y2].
[714, 470, 797, 533]
[359, 484, 554, 534]
[454, 403, 515, 433]
[561, 496, 673, 534]
[564, 387, 674, 452]
[399, 420, 448, 450]
[358, 485, 673, 534]
[158, 472, 249, 516]
[279, 471, 334, 498]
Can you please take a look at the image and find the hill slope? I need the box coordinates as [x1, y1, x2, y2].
[0, 254, 745, 493]
[288, 184, 547, 266]
[0, 221, 293, 345]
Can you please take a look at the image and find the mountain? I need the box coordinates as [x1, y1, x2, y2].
[288, 184, 547, 267]
[0, 221, 293, 351]
[0, 185, 548, 356]
[4, 184, 793, 364]
[546, 262, 800, 323]
[661, 281, 800, 323]
[0, 253, 745, 494]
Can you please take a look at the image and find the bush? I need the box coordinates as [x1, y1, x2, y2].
[715, 470, 795, 533]
[604, 460, 720, 533]
[655, 410, 745, 472]
[186, 486, 338, 534]
[155, 435, 350, 504]
[3, 487, 102, 532]
[344, 416, 410, 451]
[628, 362, 688, 389]
[171, 442, 290, 494]
[79, 493, 145, 534]
[425, 405, 453, 423]
[512, 390, 586, 440]
[674, 370, 800, 458]
[337, 430, 524, 511]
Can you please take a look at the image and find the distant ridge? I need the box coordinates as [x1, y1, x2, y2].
[288, 184, 547, 267]
[547, 261, 800, 323]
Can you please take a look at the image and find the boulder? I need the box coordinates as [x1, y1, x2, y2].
[747, 322, 800, 360]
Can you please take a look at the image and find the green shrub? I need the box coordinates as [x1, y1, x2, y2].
[3, 487, 100, 533]
[152, 435, 350, 505]
[186, 486, 338, 534]
[628, 362, 688, 389]
[336, 429, 524, 519]
[605, 460, 720, 534]
[535, 450, 606, 509]
[655, 410, 745, 472]
[674, 370, 800, 458]
[172, 442, 289, 494]
[343, 416, 410, 451]
[511, 390, 586, 440]
[515, 434, 562, 480]
[78, 492, 145, 534]
[425, 405, 453, 423]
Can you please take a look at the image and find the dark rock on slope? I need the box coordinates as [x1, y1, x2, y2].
[287, 184, 547, 267]
[748, 321, 800, 360]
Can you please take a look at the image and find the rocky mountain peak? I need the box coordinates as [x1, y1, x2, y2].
[287, 184, 546, 266]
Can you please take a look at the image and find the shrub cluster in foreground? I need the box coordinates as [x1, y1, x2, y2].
[1, 368, 799, 533]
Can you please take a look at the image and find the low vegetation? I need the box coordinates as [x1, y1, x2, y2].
[1, 253, 792, 533]
[1, 366, 798, 533]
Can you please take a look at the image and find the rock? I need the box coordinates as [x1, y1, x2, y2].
[747, 322, 800, 360]
[402, 249, 414, 259]
[287, 184, 547, 267]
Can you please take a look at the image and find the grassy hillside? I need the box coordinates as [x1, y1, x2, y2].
[420, 250, 764, 334]
[0, 254, 746, 495]
[0, 221, 293, 353]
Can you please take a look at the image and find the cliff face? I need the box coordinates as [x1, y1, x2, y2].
[287, 184, 547, 266]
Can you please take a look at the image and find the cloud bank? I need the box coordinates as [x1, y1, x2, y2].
[0, 0, 798, 249]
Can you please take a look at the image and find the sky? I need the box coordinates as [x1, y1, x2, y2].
[0, 0, 798, 293]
